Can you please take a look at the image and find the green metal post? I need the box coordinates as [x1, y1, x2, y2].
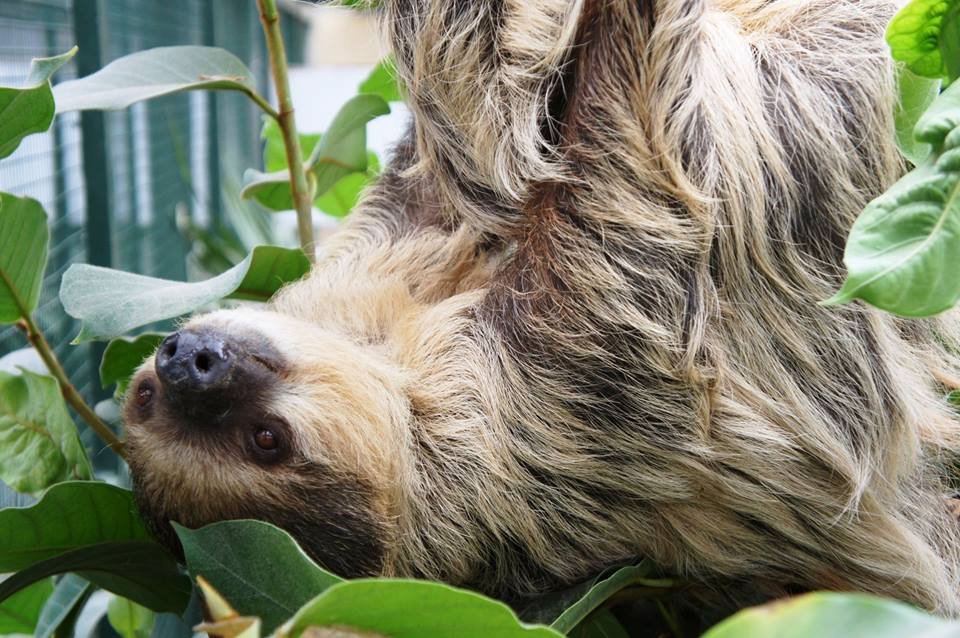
[204, 0, 223, 229]
[72, 0, 112, 402]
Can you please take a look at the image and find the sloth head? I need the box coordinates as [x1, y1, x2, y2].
[123, 307, 410, 577]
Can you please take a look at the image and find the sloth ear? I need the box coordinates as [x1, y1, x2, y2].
[385, 0, 588, 202]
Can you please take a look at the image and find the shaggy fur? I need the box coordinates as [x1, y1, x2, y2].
[125, 0, 960, 617]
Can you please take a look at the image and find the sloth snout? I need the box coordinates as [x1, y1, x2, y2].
[155, 330, 235, 396]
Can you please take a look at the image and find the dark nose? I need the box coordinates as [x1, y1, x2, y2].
[155, 330, 234, 395]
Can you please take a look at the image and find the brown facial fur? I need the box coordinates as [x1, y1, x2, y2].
[125, 0, 960, 617]
[124, 315, 391, 578]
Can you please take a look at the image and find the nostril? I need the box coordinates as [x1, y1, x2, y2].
[158, 333, 179, 363]
[195, 352, 211, 373]
[187, 342, 231, 386]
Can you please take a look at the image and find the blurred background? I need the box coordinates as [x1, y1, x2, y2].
[0, 0, 407, 424]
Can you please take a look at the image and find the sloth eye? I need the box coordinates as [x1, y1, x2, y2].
[253, 428, 279, 451]
[135, 380, 154, 407]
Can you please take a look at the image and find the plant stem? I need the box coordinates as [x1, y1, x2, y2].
[244, 88, 280, 120]
[256, 0, 317, 263]
[0, 271, 124, 456]
[19, 316, 124, 455]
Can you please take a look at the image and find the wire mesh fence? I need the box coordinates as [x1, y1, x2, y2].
[0, 0, 308, 410]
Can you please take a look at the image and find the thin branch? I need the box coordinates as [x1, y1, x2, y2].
[244, 87, 280, 121]
[1, 269, 124, 456]
[255, 0, 317, 263]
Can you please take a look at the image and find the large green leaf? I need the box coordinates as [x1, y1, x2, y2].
[100, 333, 166, 396]
[0, 48, 75, 159]
[0, 482, 150, 572]
[33, 574, 92, 638]
[0, 541, 190, 614]
[278, 580, 563, 638]
[54, 46, 263, 113]
[0, 193, 49, 323]
[894, 68, 940, 166]
[60, 245, 309, 342]
[0, 483, 188, 614]
[702, 592, 960, 638]
[174, 520, 342, 635]
[887, 0, 960, 79]
[0, 370, 93, 493]
[826, 79, 960, 316]
[358, 57, 403, 103]
[0, 578, 52, 635]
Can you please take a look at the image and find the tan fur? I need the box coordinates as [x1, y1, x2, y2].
[125, 0, 960, 616]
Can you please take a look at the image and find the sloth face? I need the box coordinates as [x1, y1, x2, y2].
[123, 307, 408, 578]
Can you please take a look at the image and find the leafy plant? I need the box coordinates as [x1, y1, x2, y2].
[2, 0, 960, 636]
[0, 48, 76, 159]
[827, 0, 960, 317]
[61, 245, 310, 342]
[702, 592, 960, 638]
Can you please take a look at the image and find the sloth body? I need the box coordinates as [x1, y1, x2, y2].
[125, 0, 960, 616]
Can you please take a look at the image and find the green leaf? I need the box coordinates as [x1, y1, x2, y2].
[0, 540, 190, 614]
[247, 118, 318, 212]
[278, 580, 563, 638]
[174, 520, 342, 635]
[262, 117, 321, 174]
[826, 80, 960, 316]
[33, 574, 92, 638]
[306, 95, 389, 196]
[887, 0, 960, 79]
[242, 95, 389, 211]
[100, 333, 166, 395]
[941, 2, 960, 82]
[0, 482, 150, 572]
[60, 245, 310, 342]
[0, 486, 185, 612]
[358, 58, 403, 103]
[0, 194, 49, 324]
[549, 563, 662, 633]
[895, 68, 941, 166]
[239, 168, 297, 212]
[702, 592, 960, 638]
[514, 562, 663, 631]
[54, 46, 263, 113]
[0, 48, 75, 159]
[0, 578, 52, 635]
[315, 153, 379, 219]
[0, 370, 93, 493]
[107, 596, 155, 638]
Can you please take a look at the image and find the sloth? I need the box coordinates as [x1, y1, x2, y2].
[124, 0, 960, 617]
